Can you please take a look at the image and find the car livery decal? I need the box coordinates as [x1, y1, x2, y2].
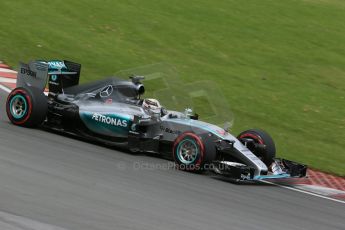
[79, 111, 132, 137]
[47, 60, 67, 72]
[91, 112, 128, 127]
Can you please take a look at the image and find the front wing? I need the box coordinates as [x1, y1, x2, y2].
[212, 158, 307, 181]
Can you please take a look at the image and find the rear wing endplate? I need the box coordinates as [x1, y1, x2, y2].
[17, 61, 49, 92]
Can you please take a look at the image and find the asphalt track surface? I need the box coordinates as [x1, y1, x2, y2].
[0, 89, 344, 230]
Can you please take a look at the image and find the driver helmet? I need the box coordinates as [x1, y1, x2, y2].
[142, 98, 161, 111]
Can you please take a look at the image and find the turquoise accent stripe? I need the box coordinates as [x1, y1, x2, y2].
[79, 111, 132, 137]
[167, 118, 225, 139]
[253, 173, 291, 180]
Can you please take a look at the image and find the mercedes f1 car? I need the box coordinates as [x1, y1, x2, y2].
[6, 60, 307, 181]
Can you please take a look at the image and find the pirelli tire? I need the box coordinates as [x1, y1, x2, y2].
[238, 129, 276, 166]
[6, 87, 47, 127]
[173, 132, 216, 172]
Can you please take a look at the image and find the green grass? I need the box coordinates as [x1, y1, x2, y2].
[0, 0, 344, 175]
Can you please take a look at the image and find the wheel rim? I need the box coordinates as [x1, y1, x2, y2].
[10, 95, 28, 119]
[177, 139, 199, 164]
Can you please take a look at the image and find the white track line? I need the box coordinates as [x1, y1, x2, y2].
[0, 83, 343, 205]
[0, 68, 17, 73]
[0, 76, 16, 83]
[0, 84, 11, 93]
[261, 180, 345, 204]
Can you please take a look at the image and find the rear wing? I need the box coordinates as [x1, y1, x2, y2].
[16, 60, 81, 96]
[47, 60, 81, 96]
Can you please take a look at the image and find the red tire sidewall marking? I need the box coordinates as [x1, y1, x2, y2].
[173, 132, 205, 168]
[6, 89, 33, 125]
[239, 133, 264, 144]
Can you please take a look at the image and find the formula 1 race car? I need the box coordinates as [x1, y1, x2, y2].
[6, 60, 307, 181]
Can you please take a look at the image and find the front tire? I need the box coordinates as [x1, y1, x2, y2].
[238, 129, 276, 166]
[173, 132, 206, 171]
[6, 87, 47, 127]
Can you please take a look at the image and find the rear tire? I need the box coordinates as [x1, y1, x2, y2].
[238, 129, 276, 166]
[6, 87, 47, 127]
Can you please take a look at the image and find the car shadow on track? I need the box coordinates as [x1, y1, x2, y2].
[12, 124, 275, 186]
